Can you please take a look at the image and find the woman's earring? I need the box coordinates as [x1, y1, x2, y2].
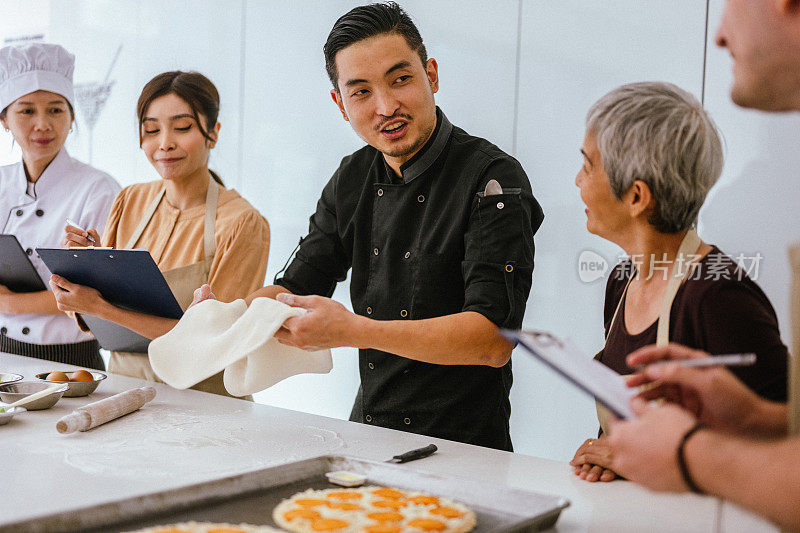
[69, 128, 74, 134]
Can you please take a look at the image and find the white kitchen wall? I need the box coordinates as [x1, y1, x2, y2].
[2, 0, 795, 461]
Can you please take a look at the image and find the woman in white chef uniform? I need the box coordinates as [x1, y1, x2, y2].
[0, 43, 120, 369]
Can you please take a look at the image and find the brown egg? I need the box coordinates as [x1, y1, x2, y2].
[70, 370, 94, 382]
[46, 371, 69, 382]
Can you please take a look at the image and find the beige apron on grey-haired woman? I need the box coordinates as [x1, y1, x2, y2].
[109, 176, 242, 398]
[787, 243, 800, 436]
[596, 229, 703, 433]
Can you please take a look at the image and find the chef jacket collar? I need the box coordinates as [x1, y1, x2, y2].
[13, 147, 71, 198]
[381, 107, 452, 185]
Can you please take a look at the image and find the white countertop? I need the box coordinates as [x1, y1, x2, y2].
[2, 354, 776, 532]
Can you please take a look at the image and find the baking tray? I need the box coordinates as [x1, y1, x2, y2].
[7, 455, 569, 532]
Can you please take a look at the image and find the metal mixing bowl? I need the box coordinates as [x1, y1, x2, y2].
[35, 371, 107, 397]
[0, 406, 26, 425]
[0, 373, 23, 385]
[0, 381, 68, 410]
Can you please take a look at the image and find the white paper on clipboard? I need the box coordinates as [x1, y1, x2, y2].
[502, 330, 637, 419]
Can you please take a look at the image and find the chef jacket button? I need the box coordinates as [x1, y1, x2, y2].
[366, 306, 373, 315]
[403, 417, 411, 425]
[505, 264, 514, 272]
[404, 251, 410, 259]
[15, 209, 23, 217]
[497, 202, 504, 209]
[400, 309, 408, 318]
[0, 327, 6, 335]
[25, 248, 33, 255]
[377, 189, 384, 197]
[21, 327, 30, 335]
[373, 247, 379, 256]
[417, 195, 425, 203]
[35, 209, 44, 217]
[403, 369, 409, 374]
[368, 362, 374, 370]
[365, 415, 373, 422]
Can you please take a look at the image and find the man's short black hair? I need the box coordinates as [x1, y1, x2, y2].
[324, 2, 427, 91]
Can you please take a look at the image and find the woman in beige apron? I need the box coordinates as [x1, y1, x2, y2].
[53, 71, 269, 398]
[107, 175, 233, 396]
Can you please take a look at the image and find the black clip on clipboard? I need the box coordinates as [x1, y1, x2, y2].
[37, 248, 183, 353]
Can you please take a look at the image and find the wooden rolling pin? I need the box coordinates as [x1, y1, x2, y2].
[56, 387, 156, 434]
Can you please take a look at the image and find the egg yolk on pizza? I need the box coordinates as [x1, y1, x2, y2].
[372, 500, 407, 510]
[309, 518, 349, 531]
[407, 495, 439, 505]
[366, 511, 404, 522]
[407, 518, 447, 531]
[371, 488, 406, 499]
[326, 491, 363, 500]
[430, 506, 464, 518]
[283, 508, 322, 521]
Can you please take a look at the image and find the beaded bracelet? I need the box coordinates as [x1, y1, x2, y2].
[677, 422, 706, 494]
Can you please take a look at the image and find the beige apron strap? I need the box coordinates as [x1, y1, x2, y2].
[203, 174, 218, 281]
[656, 229, 703, 346]
[788, 243, 800, 436]
[124, 187, 166, 250]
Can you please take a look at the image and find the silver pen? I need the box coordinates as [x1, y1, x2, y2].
[636, 353, 757, 370]
[65, 218, 96, 243]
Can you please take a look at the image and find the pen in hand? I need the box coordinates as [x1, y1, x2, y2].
[635, 353, 756, 370]
[65, 219, 96, 244]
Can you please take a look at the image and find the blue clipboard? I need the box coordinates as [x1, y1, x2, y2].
[37, 248, 183, 353]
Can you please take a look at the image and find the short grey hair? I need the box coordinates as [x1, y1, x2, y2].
[586, 81, 724, 233]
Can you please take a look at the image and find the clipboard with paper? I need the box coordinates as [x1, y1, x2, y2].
[36, 247, 183, 353]
[501, 330, 637, 419]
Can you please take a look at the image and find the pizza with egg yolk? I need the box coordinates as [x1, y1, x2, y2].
[273, 486, 476, 532]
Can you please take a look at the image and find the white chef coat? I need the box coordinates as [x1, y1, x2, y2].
[0, 148, 120, 345]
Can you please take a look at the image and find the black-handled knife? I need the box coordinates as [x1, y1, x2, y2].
[386, 444, 438, 464]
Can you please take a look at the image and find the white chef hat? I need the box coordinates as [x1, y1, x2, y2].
[0, 43, 75, 113]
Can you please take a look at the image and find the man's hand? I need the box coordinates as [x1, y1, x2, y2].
[274, 293, 364, 351]
[49, 275, 105, 315]
[625, 343, 783, 436]
[606, 401, 699, 492]
[190, 284, 217, 308]
[569, 436, 619, 482]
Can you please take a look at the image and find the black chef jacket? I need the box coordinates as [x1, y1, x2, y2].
[276, 108, 544, 451]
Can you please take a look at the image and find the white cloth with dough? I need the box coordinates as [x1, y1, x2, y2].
[148, 297, 332, 397]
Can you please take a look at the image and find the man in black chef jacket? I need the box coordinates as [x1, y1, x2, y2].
[199, 2, 543, 451]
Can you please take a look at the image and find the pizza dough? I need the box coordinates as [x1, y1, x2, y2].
[273, 486, 477, 532]
[148, 298, 332, 397]
[124, 521, 281, 532]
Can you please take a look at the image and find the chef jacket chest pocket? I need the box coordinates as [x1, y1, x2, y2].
[475, 189, 526, 264]
[412, 254, 464, 317]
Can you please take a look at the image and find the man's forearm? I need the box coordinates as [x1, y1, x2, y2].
[687, 431, 800, 530]
[353, 311, 512, 367]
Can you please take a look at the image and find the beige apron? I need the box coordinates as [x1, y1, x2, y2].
[108, 176, 241, 398]
[788, 243, 800, 435]
[597, 229, 703, 433]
